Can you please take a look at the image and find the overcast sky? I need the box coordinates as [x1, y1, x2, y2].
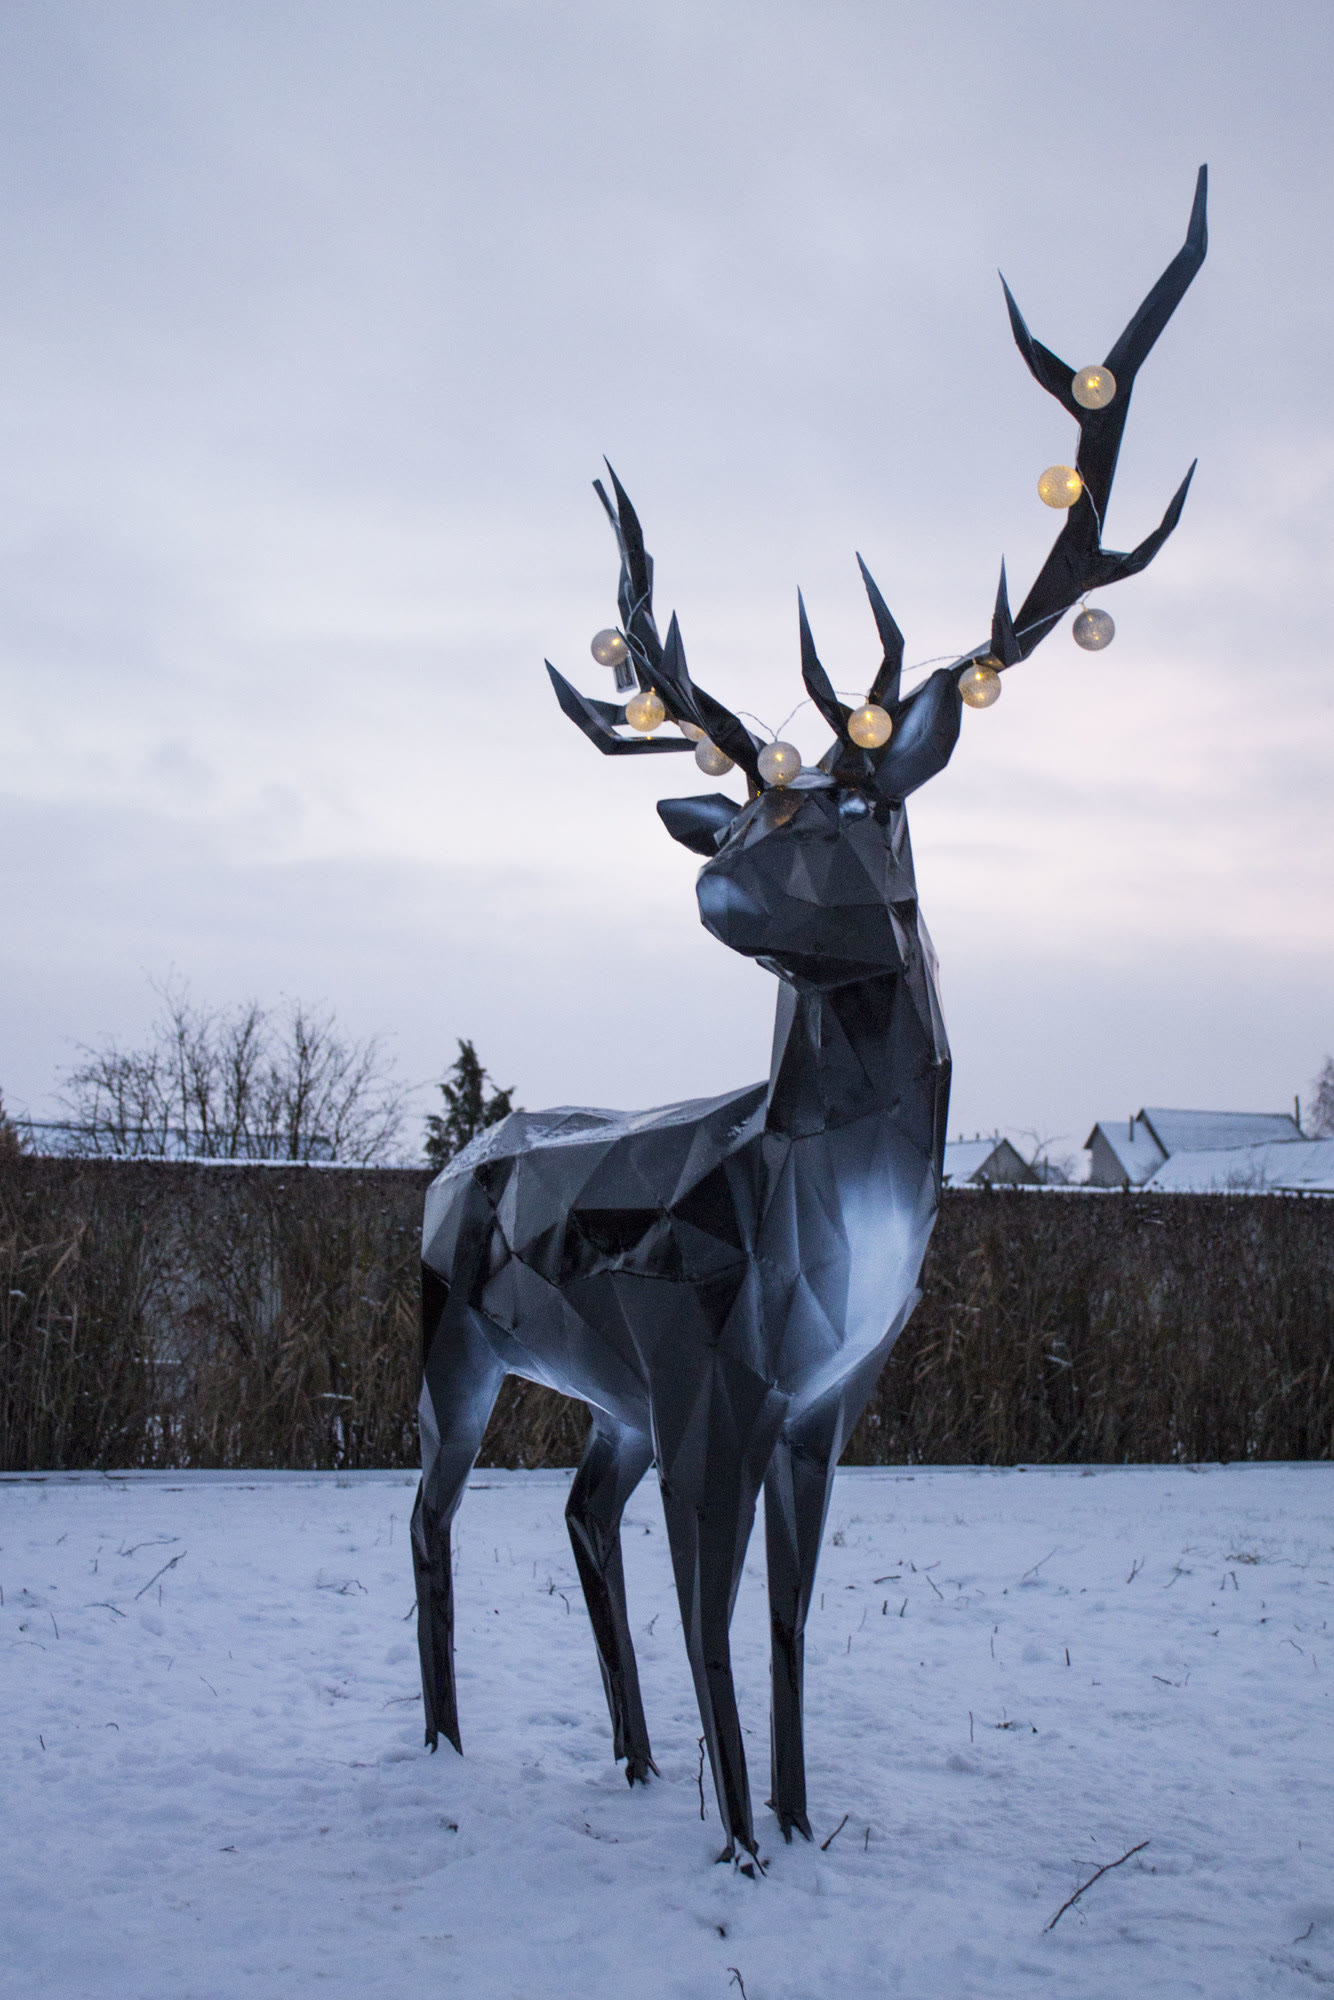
[1, 0, 1331, 1164]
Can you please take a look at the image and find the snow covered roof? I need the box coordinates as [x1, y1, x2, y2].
[942, 1138, 1030, 1185]
[1145, 1138, 1334, 1194]
[1084, 1120, 1166, 1186]
[1138, 1107, 1302, 1154]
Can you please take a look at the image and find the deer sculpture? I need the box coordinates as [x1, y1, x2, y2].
[412, 168, 1207, 1866]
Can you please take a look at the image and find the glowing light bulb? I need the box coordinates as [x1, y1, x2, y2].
[1072, 607, 1115, 651]
[590, 628, 628, 668]
[1037, 464, 1083, 509]
[958, 661, 1002, 709]
[757, 741, 801, 786]
[694, 739, 734, 776]
[847, 702, 894, 750]
[1071, 365, 1116, 411]
[679, 721, 706, 742]
[624, 688, 666, 734]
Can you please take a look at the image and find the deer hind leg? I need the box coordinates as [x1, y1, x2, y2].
[655, 1354, 788, 1867]
[565, 1412, 657, 1783]
[411, 1267, 505, 1755]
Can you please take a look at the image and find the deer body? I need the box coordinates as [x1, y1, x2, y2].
[412, 170, 1207, 1863]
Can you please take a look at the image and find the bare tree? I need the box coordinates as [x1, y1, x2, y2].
[1308, 1057, 1334, 1139]
[58, 981, 405, 1164]
[1015, 1128, 1077, 1186]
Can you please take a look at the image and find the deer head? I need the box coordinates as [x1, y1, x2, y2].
[546, 169, 1208, 988]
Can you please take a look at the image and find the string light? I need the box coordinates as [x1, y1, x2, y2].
[958, 661, 1002, 709]
[1037, 464, 1083, 509]
[847, 703, 894, 750]
[757, 741, 802, 786]
[624, 688, 666, 734]
[679, 721, 706, 742]
[694, 739, 734, 776]
[590, 629, 628, 668]
[1071, 365, 1116, 410]
[1072, 606, 1115, 650]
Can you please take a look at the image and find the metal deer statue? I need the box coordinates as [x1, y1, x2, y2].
[412, 168, 1207, 1864]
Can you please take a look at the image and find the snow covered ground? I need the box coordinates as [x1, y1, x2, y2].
[2, 1463, 1331, 1999]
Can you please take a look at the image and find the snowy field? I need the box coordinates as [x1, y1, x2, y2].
[2, 1464, 1331, 2000]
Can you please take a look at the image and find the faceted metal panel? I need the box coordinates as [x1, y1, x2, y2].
[412, 171, 1208, 1866]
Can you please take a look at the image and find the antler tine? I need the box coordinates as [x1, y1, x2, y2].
[595, 462, 662, 684]
[995, 165, 1207, 666]
[856, 556, 906, 707]
[545, 662, 693, 757]
[659, 614, 762, 785]
[797, 592, 851, 742]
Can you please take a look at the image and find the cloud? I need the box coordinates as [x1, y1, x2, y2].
[0, 0, 1331, 1145]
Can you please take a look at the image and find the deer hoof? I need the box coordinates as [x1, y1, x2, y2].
[774, 1808, 812, 1843]
[623, 1755, 658, 1786]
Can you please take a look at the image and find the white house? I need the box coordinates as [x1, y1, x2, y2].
[1084, 1106, 1305, 1189]
[942, 1137, 1032, 1187]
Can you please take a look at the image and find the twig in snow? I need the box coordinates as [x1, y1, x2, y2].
[864, 1825, 870, 1852]
[727, 1971, 747, 1999]
[924, 1571, 943, 1600]
[1021, 1548, 1060, 1582]
[697, 1737, 708, 1820]
[1294, 1922, 1315, 1944]
[1045, 1840, 1149, 1931]
[120, 1537, 178, 1560]
[90, 1602, 125, 1617]
[49, 1613, 59, 1639]
[820, 1813, 849, 1851]
[200, 1675, 217, 1696]
[1126, 1557, 1143, 1584]
[969, 1711, 974, 1742]
[135, 1552, 185, 1600]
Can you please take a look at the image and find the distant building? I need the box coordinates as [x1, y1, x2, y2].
[1084, 1106, 1304, 1189]
[942, 1137, 1032, 1187]
[1145, 1137, 1334, 1194]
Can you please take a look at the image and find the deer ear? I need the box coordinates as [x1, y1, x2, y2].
[657, 793, 742, 856]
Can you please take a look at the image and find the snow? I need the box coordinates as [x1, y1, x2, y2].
[2, 1463, 1331, 1998]
[1144, 1137, 1334, 1194]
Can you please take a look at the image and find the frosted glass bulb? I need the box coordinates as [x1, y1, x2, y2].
[1072, 607, 1115, 650]
[1037, 464, 1083, 509]
[847, 702, 894, 750]
[1071, 365, 1116, 411]
[694, 738, 734, 776]
[757, 740, 801, 786]
[679, 721, 706, 742]
[958, 661, 1002, 709]
[624, 688, 666, 734]
[591, 628, 628, 668]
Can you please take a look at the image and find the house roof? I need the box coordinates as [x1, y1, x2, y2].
[1084, 1121, 1166, 1185]
[942, 1138, 1029, 1185]
[1145, 1138, 1334, 1194]
[1138, 1107, 1302, 1153]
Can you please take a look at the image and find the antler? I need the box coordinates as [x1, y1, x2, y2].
[547, 466, 763, 784]
[990, 163, 1208, 663]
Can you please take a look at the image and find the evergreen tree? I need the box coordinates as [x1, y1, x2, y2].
[424, 1040, 516, 1170]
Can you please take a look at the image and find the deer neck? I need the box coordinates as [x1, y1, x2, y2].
[763, 953, 946, 1152]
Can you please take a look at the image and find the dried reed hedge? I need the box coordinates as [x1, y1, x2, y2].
[2, 1158, 1331, 1472]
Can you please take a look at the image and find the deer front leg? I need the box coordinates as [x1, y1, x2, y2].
[654, 1352, 788, 1867]
[565, 1412, 657, 1783]
[763, 1423, 841, 1842]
